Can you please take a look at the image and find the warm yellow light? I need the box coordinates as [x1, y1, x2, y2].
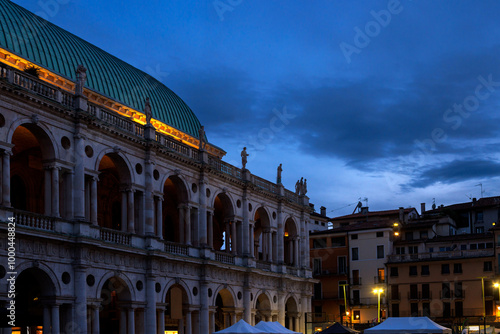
[393, 222, 399, 227]
[356, 315, 359, 319]
[495, 283, 500, 288]
[394, 232, 399, 236]
[373, 288, 383, 294]
[285, 232, 289, 237]
[346, 311, 350, 316]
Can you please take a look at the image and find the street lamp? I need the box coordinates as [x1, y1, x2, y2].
[373, 288, 384, 323]
[494, 283, 500, 301]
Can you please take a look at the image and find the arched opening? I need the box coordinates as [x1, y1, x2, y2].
[212, 193, 235, 252]
[254, 207, 271, 261]
[10, 124, 55, 215]
[255, 293, 271, 325]
[164, 284, 190, 333]
[284, 218, 298, 266]
[99, 277, 132, 334]
[97, 154, 131, 231]
[15, 267, 57, 333]
[163, 176, 189, 243]
[214, 288, 235, 331]
[285, 297, 299, 331]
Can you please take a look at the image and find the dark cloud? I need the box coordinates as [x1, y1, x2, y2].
[406, 159, 500, 189]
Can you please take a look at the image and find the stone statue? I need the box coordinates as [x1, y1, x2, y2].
[144, 97, 152, 125]
[295, 180, 300, 194]
[299, 177, 304, 196]
[277, 164, 282, 184]
[303, 178, 307, 195]
[199, 125, 206, 150]
[241, 147, 249, 169]
[75, 64, 87, 96]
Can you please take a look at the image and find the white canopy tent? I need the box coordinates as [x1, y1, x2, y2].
[213, 319, 266, 334]
[254, 321, 301, 334]
[364, 317, 452, 334]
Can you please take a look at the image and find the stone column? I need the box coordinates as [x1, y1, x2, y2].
[145, 160, 155, 235]
[278, 293, 285, 325]
[120, 309, 127, 334]
[185, 309, 192, 334]
[65, 171, 74, 218]
[121, 190, 128, 232]
[210, 310, 215, 334]
[225, 221, 231, 253]
[198, 177, 208, 247]
[92, 304, 99, 334]
[90, 176, 98, 225]
[199, 283, 209, 334]
[127, 189, 135, 233]
[207, 212, 213, 249]
[156, 196, 163, 239]
[277, 206, 284, 264]
[2, 150, 11, 207]
[231, 312, 237, 325]
[157, 308, 165, 334]
[178, 205, 185, 243]
[185, 206, 191, 245]
[127, 307, 135, 334]
[272, 232, 277, 263]
[73, 131, 85, 219]
[51, 166, 60, 217]
[44, 167, 52, 215]
[179, 315, 185, 334]
[231, 222, 237, 255]
[268, 230, 273, 262]
[243, 287, 251, 323]
[145, 275, 157, 333]
[249, 223, 254, 258]
[43, 305, 51, 334]
[74, 266, 87, 334]
[295, 317, 300, 332]
[294, 238, 299, 267]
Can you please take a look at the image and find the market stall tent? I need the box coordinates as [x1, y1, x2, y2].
[213, 319, 266, 334]
[364, 317, 452, 334]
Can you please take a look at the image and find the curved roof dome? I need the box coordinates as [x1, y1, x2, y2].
[0, 0, 202, 138]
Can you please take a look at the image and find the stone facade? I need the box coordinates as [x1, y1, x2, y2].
[0, 53, 314, 334]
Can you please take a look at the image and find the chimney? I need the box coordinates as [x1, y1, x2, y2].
[320, 206, 326, 216]
[399, 207, 404, 222]
[361, 207, 368, 215]
[421, 203, 426, 214]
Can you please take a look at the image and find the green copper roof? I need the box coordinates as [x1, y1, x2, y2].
[0, 0, 202, 138]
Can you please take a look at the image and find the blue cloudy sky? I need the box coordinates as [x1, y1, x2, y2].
[12, 0, 500, 216]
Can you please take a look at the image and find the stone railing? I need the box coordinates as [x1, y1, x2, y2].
[285, 190, 299, 203]
[286, 266, 299, 276]
[215, 251, 235, 264]
[164, 241, 189, 256]
[253, 175, 278, 194]
[13, 71, 58, 101]
[100, 227, 131, 245]
[208, 156, 242, 179]
[61, 91, 74, 107]
[13, 210, 55, 231]
[256, 261, 272, 271]
[155, 132, 195, 159]
[388, 249, 495, 262]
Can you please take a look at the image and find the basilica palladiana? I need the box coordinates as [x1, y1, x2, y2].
[0, 1, 314, 333]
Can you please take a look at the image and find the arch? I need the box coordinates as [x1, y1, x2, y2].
[212, 192, 236, 251]
[212, 285, 236, 307]
[10, 123, 59, 214]
[15, 261, 61, 296]
[284, 217, 299, 266]
[254, 207, 272, 260]
[214, 287, 237, 331]
[7, 119, 58, 160]
[95, 271, 136, 301]
[254, 292, 272, 324]
[162, 174, 190, 242]
[98, 274, 134, 333]
[284, 295, 299, 331]
[94, 149, 133, 185]
[15, 265, 59, 331]
[163, 279, 193, 306]
[163, 282, 191, 333]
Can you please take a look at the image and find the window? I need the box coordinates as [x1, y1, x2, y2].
[454, 263, 462, 274]
[353, 310, 360, 321]
[455, 301, 463, 317]
[314, 283, 322, 299]
[410, 303, 418, 316]
[429, 247, 434, 253]
[392, 303, 400, 317]
[351, 234, 358, 240]
[405, 232, 414, 241]
[313, 238, 327, 249]
[455, 282, 463, 298]
[422, 284, 430, 299]
[396, 247, 405, 255]
[423, 303, 430, 317]
[390, 267, 398, 277]
[377, 245, 384, 259]
[409, 246, 418, 254]
[314, 305, 322, 318]
[352, 290, 360, 304]
[331, 236, 346, 247]
[313, 258, 322, 275]
[460, 244, 467, 250]
[391, 285, 399, 300]
[377, 268, 385, 283]
[410, 284, 418, 300]
[441, 263, 450, 274]
[338, 256, 347, 274]
[476, 226, 484, 234]
[352, 270, 360, 285]
[484, 261, 493, 272]
[443, 302, 451, 317]
[409, 266, 417, 276]
[352, 247, 359, 261]
[470, 243, 478, 250]
[476, 211, 484, 221]
[442, 282, 450, 299]
[421, 265, 430, 275]
[420, 231, 428, 239]
[376, 231, 383, 238]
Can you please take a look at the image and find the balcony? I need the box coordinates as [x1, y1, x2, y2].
[388, 249, 495, 262]
[350, 277, 362, 286]
[374, 275, 386, 284]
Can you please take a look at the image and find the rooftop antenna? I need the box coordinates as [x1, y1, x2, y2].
[465, 194, 472, 200]
[432, 198, 436, 210]
[475, 183, 485, 198]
